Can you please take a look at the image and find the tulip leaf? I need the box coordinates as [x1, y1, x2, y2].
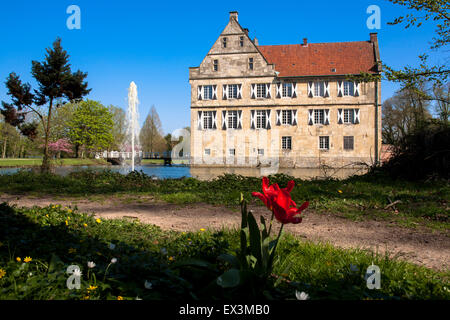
[260, 215, 268, 239]
[217, 268, 241, 288]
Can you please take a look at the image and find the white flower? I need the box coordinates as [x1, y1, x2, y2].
[295, 290, 309, 300]
[87, 261, 96, 269]
[111, 258, 117, 264]
[108, 243, 116, 250]
[144, 280, 153, 289]
[28, 272, 33, 277]
[135, 296, 142, 300]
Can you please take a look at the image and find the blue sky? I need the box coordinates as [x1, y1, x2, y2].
[0, 0, 446, 135]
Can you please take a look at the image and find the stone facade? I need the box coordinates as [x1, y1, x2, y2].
[189, 12, 382, 170]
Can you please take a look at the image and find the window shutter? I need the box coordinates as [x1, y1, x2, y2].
[276, 110, 281, 126]
[337, 108, 343, 124]
[212, 111, 217, 129]
[292, 109, 298, 126]
[212, 85, 217, 100]
[198, 86, 203, 100]
[354, 108, 360, 124]
[308, 109, 313, 125]
[292, 83, 297, 98]
[325, 109, 330, 125]
[237, 84, 242, 99]
[308, 82, 313, 98]
[354, 82, 360, 97]
[197, 111, 203, 130]
[222, 110, 227, 130]
[324, 81, 330, 97]
[337, 81, 343, 97]
[250, 110, 255, 129]
[238, 110, 242, 129]
[266, 110, 271, 129]
[251, 84, 256, 99]
[276, 83, 281, 98]
[223, 85, 228, 100]
[266, 84, 271, 98]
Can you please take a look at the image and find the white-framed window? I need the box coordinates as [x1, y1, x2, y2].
[282, 110, 292, 125]
[343, 109, 354, 124]
[282, 136, 292, 150]
[343, 81, 354, 96]
[204, 148, 211, 155]
[314, 109, 325, 125]
[222, 37, 227, 48]
[203, 85, 213, 100]
[256, 84, 266, 98]
[256, 110, 266, 129]
[314, 82, 325, 97]
[227, 110, 238, 129]
[258, 149, 264, 156]
[319, 136, 330, 150]
[203, 111, 213, 129]
[213, 60, 218, 72]
[228, 84, 238, 99]
[229, 148, 236, 156]
[343, 136, 354, 150]
[282, 83, 293, 97]
[249, 58, 254, 70]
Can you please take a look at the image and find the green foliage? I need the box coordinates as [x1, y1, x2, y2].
[68, 100, 114, 154]
[0, 203, 448, 300]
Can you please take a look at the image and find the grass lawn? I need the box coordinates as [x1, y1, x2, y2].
[0, 170, 448, 231]
[0, 158, 109, 167]
[0, 203, 448, 300]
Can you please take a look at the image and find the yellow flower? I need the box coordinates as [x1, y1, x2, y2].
[82, 295, 90, 300]
[68, 209, 72, 213]
[0, 269, 6, 279]
[68, 216, 71, 220]
[96, 218, 101, 224]
[45, 214, 49, 218]
[24, 257, 32, 263]
[87, 285, 97, 291]
[338, 190, 343, 194]
[68, 248, 77, 254]
[187, 238, 191, 241]
[200, 228, 205, 232]
[117, 296, 123, 300]
[83, 223, 88, 227]
[65, 220, 69, 226]
[168, 256, 174, 261]
[16, 257, 21, 262]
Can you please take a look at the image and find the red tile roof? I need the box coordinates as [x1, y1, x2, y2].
[257, 41, 378, 77]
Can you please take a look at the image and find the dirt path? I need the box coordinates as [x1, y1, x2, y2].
[1, 193, 449, 271]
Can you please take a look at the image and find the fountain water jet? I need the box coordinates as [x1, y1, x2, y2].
[126, 81, 140, 172]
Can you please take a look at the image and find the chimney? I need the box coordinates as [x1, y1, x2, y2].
[370, 32, 378, 43]
[229, 11, 238, 21]
[253, 37, 259, 46]
[302, 38, 308, 46]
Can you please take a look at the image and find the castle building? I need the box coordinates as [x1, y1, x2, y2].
[189, 11, 382, 173]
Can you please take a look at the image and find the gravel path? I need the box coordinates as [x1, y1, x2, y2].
[1, 194, 449, 271]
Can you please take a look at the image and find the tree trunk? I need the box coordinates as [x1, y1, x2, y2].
[41, 98, 53, 173]
[2, 137, 6, 159]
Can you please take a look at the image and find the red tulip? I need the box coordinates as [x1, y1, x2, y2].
[252, 177, 308, 224]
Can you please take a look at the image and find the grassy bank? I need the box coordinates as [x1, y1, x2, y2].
[0, 203, 448, 300]
[0, 170, 448, 231]
[0, 158, 109, 167]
